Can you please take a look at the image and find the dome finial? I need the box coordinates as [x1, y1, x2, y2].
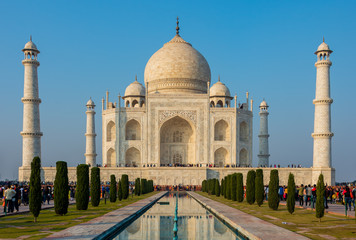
[218, 75, 220, 82]
[30, 35, 32, 41]
[176, 16, 180, 35]
[323, 36, 325, 42]
[135, 75, 137, 82]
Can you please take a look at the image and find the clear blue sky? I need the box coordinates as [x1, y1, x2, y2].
[0, 1, 355, 182]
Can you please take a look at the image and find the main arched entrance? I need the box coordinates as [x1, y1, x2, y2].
[160, 116, 195, 166]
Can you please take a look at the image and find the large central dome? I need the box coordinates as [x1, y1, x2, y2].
[144, 34, 211, 94]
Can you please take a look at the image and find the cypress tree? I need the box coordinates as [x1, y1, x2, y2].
[255, 169, 264, 207]
[135, 178, 141, 196]
[121, 174, 129, 199]
[118, 179, 123, 201]
[148, 180, 154, 192]
[236, 173, 244, 202]
[224, 176, 228, 198]
[227, 175, 232, 200]
[215, 179, 220, 197]
[287, 173, 296, 214]
[54, 161, 69, 215]
[231, 174, 237, 201]
[140, 178, 145, 195]
[76, 164, 89, 210]
[221, 178, 224, 197]
[246, 170, 256, 204]
[316, 173, 325, 221]
[29, 157, 42, 222]
[202, 180, 206, 192]
[110, 175, 117, 202]
[207, 179, 212, 195]
[211, 179, 216, 195]
[90, 167, 101, 207]
[268, 169, 279, 210]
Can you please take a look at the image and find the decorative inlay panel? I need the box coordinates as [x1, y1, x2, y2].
[158, 110, 197, 126]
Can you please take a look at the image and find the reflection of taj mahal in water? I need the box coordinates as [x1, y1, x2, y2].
[115, 193, 239, 240]
[18, 19, 335, 186]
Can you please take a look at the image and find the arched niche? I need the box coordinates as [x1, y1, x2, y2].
[214, 120, 230, 141]
[239, 121, 249, 142]
[216, 100, 223, 107]
[239, 148, 248, 167]
[106, 121, 116, 142]
[125, 147, 140, 166]
[125, 119, 141, 140]
[214, 147, 228, 167]
[132, 99, 139, 108]
[107, 148, 116, 167]
[160, 116, 195, 165]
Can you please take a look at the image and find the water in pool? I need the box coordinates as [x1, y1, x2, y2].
[112, 192, 245, 240]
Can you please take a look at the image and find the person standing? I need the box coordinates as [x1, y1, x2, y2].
[4, 186, 16, 213]
[311, 184, 316, 209]
[352, 186, 356, 211]
[306, 185, 312, 206]
[343, 186, 352, 212]
[298, 184, 304, 206]
[14, 184, 20, 212]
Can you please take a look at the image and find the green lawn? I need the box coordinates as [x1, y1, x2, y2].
[0, 192, 157, 239]
[198, 192, 356, 240]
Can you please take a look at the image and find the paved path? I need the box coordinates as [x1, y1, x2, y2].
[0, 200, 76, 217]
[189, 192, 310, 240]
[43, 192, 167, 240]
[280, 201, 355, 218]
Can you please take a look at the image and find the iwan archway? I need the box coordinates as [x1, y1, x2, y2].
[160, 116, 195, 166]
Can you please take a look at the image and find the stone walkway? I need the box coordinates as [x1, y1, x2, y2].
[43, 191, 167, 240]
[0, 200, 76, 217]
[280, 201, 355, 218]
[188, 192, 310, 240]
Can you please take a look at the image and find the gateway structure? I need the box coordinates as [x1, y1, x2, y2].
[18, 22, 335, 185]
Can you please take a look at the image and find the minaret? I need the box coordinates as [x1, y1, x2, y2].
[258, 100, 270, 167]
[21, 37, 42, 167]
[85, 98, 97, 166]
[312, 39, 333, 168]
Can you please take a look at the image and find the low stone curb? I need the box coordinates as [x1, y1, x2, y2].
[189, 192, 310, 240]
[43, 191, 167, 240]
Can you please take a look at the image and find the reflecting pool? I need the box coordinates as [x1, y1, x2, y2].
[112, 192, 245, 240]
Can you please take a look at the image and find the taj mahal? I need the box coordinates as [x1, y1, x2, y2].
[18, 20, 335, 186]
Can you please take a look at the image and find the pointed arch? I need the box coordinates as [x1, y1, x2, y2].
[214, 119, 230, 141]
[132, 99, 139, 108]
[239, 121, 249, 142]
[125, 119, 141, 140]
[107, 121, 116, 142]
[125, 147, 140, 167]
[210, 101, 215, 107]
[216, 100, 223, 107]
[239, 148, 248, 167]
[107, 148, 116, 167]
[214, 147, 228, 167]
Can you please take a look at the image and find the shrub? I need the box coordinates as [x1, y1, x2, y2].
[227, 175, 232, 200]
[231, 174, 237, 201]
[121, 174, 129, 199]
[287, 173, 296, 214]
[110, 175, 117, 202]
[29, 157, 42, 222]
[148, 180, 154, 192]
[54, 161, 69, 215]
[135, 178, 141, 196]
[224, 176, 228, 198]
[255, 169, 264, 207]
[236, 173, 244, 202]
[268, 169, 279, 210]
[202, 180, 207, 192]
[221, 178, 224, 196]
[141, 179, 147, 194]
[215, 179, 220, 197]
[246, 170, 256, 204]
[316, 173, 325, 221]
[90, 167, 100, 207]
[76, 164, 89, 210]
[118, 179, 123, 201]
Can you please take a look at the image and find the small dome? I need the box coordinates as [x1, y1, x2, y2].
[260, 100, 268, 108]
[125, 78, 145, 96]
[86, 98, 95, 106]
[23, 40, 39, 53]
[315, 40, 332, 54]
[210, 78, 231, 97]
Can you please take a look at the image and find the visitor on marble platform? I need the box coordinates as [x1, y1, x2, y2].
[298, 184, 304, 206]
[4, 186, 16, 213]
[305, 185, 312, 206]
[343, 186, 352, 211]
[351, 187, 356, 210]
[311, 185, 316, 209]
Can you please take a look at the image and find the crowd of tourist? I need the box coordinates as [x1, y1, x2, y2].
[263, 184, 356, 211]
